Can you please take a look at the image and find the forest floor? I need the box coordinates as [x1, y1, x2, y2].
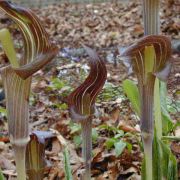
[0, 0, 179, 179]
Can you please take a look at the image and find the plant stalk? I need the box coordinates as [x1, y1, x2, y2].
[13, 145, 27, 180]
[154, 78, 162, 139]
[81, 117, 92, 180]
[142, 0, 160, 35]
[142, 0, 160, 179]
[142, 135, 153, 180]
[2, 68, 31, 180]
[141, 76, 155, 180]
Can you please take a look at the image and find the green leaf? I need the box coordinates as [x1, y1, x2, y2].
[161, 113, 173, 135]
[152, 131, 162, 180]
[125, 142, 132, 152]
[172, 122, 180, 131]
[160, 141, 178, 180]
[73, 135, 81, 147]
[63, 147, 73, 180]
[160, 82, 174, 135]
[98, 124, 119, 134]
[57, 103, 68, 110]
[69, 123, 81, 134]
[105, 138, 117, 150]
[51, 78, 66, 90]
[92, 128, 98, 143]
[0, 168, 4, 180]
[114, 140, 126, 157]
[166, 97, 180, 114]
[122, 79, 140, 115]
[98, 82, 125, 102]
[0, 107, 7, 116]
[167, 153, 178, 180]
[114, 130, 124, 138]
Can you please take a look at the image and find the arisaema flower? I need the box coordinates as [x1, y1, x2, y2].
[68, 45, 107, 179]
[120, 35, 171, 132]
[0, 1, 58, 179]
[119, 35, 172, 180]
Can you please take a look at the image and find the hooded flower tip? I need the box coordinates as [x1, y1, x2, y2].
[68, 46, 107, 121]
[0, 0, 59, 79]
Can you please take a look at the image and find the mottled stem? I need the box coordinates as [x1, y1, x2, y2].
[2, 67, 31, 180]
[142, 0, 160, 35]
[81, 117, 92, 180]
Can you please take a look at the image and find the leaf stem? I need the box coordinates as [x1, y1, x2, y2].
[81, 117, 92, 180]
[13, 145, 27, 180]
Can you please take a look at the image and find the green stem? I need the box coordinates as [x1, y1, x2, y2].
[81, 117, 92, 180]
[13, 145, 27, 180]
[0, 28, 19, 68]
[154, 78, 162, 139]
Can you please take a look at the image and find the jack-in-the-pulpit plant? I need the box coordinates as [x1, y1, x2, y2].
[0, 1, 58, 179]
[120, 35, 172, 180]
[68, 46, 107, 179]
